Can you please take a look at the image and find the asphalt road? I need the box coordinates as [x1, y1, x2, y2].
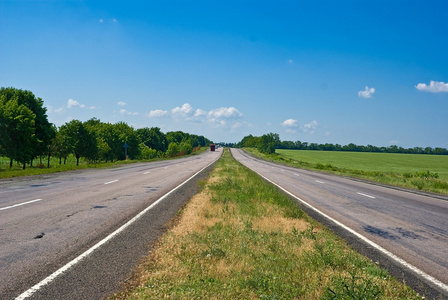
[0, 149, 221, 300]
[231, 148, 448, 299]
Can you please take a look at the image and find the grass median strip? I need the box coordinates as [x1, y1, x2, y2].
[110, 148, 421, 299]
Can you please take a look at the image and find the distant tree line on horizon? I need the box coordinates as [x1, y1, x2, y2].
[0, 87, 212, 169]
[232, 133, 448, 155]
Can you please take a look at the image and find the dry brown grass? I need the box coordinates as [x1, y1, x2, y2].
[110, 149, 422, 300]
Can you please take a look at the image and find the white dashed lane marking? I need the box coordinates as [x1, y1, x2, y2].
[0, 199, 43, 211]
[104, 180, 119, 185]
[357, 192, 376, 199]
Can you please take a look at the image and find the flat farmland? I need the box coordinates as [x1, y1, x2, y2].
[273, 149, 448, 195]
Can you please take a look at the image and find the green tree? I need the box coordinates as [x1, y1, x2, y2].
[60, 120, 97, 166]
[167, 131, 187, 144]
[138, 143, 158, 160]
[45, 124, 57, 167]
[179, 140, 193, 155]
[91, 122, 120, 162]
[0, 99, 37, 169]
[238, 134, 259, 148]
[166, 142, 180, 157]
[113, 122, 139, 160]
[257, 133, 278, 154]
[84, 119, 139, 162]
[0, 87, 53, 164]
[137, 127, 168, 153]
[53, 127, 72, 164]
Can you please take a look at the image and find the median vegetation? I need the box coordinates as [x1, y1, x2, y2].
[110, 148, 420, 299]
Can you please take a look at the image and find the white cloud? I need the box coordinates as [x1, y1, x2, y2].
[282, 119, 298, 132]
[47, 105, 65, 114]
[358, 86, 375, 98]
[208, 107, 243, 119]
[172, 103, 193, 116]
[194, 109, 207, 117]
[206, 107, 243, 130]
[120, 109, 138, 116]
[99, 18, 117, 23]
[282, 119, 298, 128]
[303, 120, 318, 134]
[415, 81, 448, 93]
[174, 103, 193, 114]
[288, 59, 294, 64]
[117, 101, 127, 106]
[148, 109, 169, 118]
[147, 103, 244, 130]
[67, 99, 86, 108]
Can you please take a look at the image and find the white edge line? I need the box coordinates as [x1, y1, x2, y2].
[250, 169, 448, 293]
[357, 192, 376, 199]
[15, 157, 219, 300]
[0, 199, 43, 211]
[104, 180, 119, 185]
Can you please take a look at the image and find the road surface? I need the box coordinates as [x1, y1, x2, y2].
[0, 149, 221, 299]
[231, 148, 448, 298]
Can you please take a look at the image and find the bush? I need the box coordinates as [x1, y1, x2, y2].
[166, 142, 180, 157]
[139, 143, 158, 160]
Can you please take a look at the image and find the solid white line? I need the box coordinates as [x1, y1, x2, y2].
[0, 199, 43, 211]
[357, 192, 376, 199]
[248, 167, 448, 294]
[104, 180, 119, 185]
[15, 156, 219, 300]
[143, 171, 151, 174]
[315, 180, 324, 184]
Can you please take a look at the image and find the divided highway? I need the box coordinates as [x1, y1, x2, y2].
[231, 148, 448, 298]
[0, 149, 221, 299]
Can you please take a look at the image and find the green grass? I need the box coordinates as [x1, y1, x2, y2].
[246, 148, 448, 195]
[110, 149, 422, 300]
[277, 149, 448, 180]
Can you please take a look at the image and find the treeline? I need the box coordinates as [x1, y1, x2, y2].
[0, 87, 212, 169]
[235, 133, 448, 155]
[235, 133, 280, 154]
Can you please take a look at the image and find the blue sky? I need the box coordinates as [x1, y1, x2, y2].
[1, 1, 447, 148]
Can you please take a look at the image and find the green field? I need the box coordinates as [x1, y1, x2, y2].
[246, 149, 448, 195]
[277, 150, 448, 180]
